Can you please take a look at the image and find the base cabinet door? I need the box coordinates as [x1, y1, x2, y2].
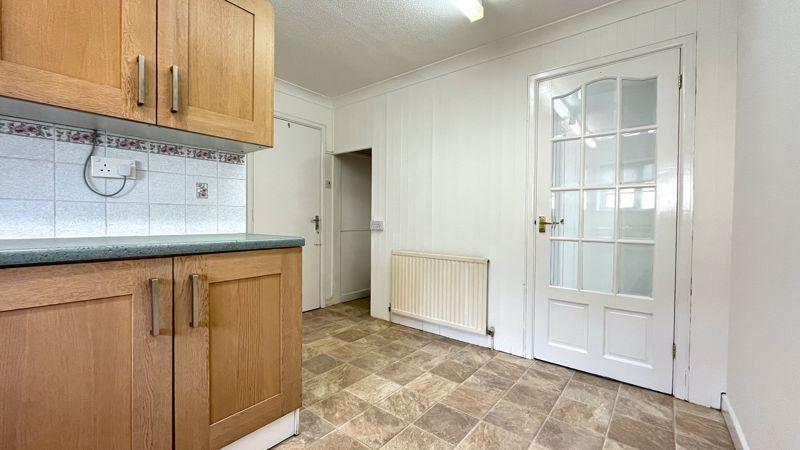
[0, 259, 173, 450]
[174, 248, 302, 449]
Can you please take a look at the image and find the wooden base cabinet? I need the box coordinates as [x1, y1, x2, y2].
[0, 259, 174, 450]
[0, 248, 302, 450]
[174, 248, 302, 449]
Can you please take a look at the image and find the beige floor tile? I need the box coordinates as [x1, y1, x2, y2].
[378, 361, 425, 385]
[465, 369, 515, 391]
[420, 340, 463, 357]
[406, 372, 459, 401]
[484, 398, 546, 440]
[441, 384, 503, 418]
[378, 388, 437, 422]
[481, 357, 527, 381]
[534, 418, 604, 450]
[334, 328, 372, 342]
[303, 364, 370, 405]
[674, 399, 726, 424]
[399, 350, 445, 371]
[676, 409, 735, 449]
[340, 407, 406, 448]
[307, 431, 369, 450]
[614, 394, 673, 430]
[602, 438, 637, 449]
[303, 354, 343, 375]
[291, 410, 336, 445]
[503, 382, 560, 415]
[456, 421, 529, 449]
[345, 374, 402, 404]
[326, 341, 377, 361]
[494, 351, 533, 369]
[608, 415, 675, 449]
[519, 368, 571, 392]
[307, 390, 372, 426]
[531, 359, 575, 378]
[351, 351, 397, 372]
[561, 380, 617, 410]
[550, 397, 611, 435]
[382, 426, 453, 450]
[572, 372, 621, 392]
[415, 404, 479, 445]
[430, 360, 477, 383]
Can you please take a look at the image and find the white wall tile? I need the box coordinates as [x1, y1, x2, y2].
[149, 153, 186, 174]
[218, 206, 246, 233]
[107, 170, 149, 203]
[186, 157, 217, 177]
[186, 205, 218, 234]
[55, 141, 103, 164]
[0, 158, 54, 200]
[149, 171, 186, 204]
[0, 134, 53, 161]
[150, 204, 186, 235]
[218, 178, 246, 207]
[106, 147, 149, 171]
[217, 162, 246, 179]
[55, 201, 105, 237]
[0, 199, 54, 238]
[186, 176, 217, 205]
[55, 163, 104, 202]
[107, 203, 149, 236]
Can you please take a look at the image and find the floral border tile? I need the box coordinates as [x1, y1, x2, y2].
[55, 127, 103, 145]
[188, 148, 217, 161]
[106, 134, 150, 152]
[218, 151, 245, 165]
[0, 118, 53, 139]
[151, 143, 187, 157]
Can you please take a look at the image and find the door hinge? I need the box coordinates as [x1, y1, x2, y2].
[672, 343, 677, 359]
[388, 304, 391, 312]
[678, 74, 683, 89]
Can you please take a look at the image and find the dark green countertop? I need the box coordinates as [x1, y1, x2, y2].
[0, 234, 305, 268]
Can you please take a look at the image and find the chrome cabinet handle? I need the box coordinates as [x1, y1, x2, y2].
[137, 55, 146, 106]
[171, 65, 179, 113]
[149, 278, 159, 336]
[190, 274, 200, 327]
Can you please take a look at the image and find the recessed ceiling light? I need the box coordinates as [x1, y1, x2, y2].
[451, 0, 484, 22]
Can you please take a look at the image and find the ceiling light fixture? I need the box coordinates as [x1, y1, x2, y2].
[451, 0, 484, 22]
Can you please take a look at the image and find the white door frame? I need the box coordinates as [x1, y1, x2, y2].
[246, 112, 328, 311]
[523, 36, 696, 400]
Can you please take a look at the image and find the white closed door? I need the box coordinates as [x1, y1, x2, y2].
[252, 118, 322, 312]
[532, 49, 680, 393]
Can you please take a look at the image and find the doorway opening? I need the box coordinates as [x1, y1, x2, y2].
[331, 149, 372, 313]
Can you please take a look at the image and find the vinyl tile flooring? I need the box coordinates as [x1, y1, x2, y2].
[277, 298, 733, 449]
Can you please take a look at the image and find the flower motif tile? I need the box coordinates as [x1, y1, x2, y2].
[188, 147, 217, 161]
[218, 151, 245, 165]
[106, 134, 150, 152]
[1, 118, 54, 139]
[152, 143, 187, 157]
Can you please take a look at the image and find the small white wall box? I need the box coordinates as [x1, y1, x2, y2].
[370, 220, 384, 231]
[91, 156, 137, 179]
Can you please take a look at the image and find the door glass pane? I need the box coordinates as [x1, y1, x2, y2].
[618, 244, 654, 297]
[584, 135, 616, 186]
[622, 78, 657, 128]
[552, 89, 582, 138]
[620, 130, 656, 183]
[619, 187, 656, 239]
[552, 140, 581, 187]
[585, 79, 617, 133]
[582, 242, 613, 293]
[583, 189, 615, 239]
[551, 241, 578, 289]
[551, 191, 579, 237]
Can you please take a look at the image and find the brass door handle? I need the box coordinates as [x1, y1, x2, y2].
[538, 216, 564, 233]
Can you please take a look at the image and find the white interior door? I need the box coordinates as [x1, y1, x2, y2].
[251, 118, 322, 312]
[532, 49, 680, 393]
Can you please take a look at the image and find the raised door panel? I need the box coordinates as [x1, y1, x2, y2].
[174, 248, 301, 450]
[0, 259, 172, 450]
[0, 0, 157, 122]
[158, 0, 274, 146]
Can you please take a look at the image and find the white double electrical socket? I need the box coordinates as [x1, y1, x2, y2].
[90, 156, 137, 179]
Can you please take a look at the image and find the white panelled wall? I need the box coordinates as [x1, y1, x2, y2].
[330, 0, 737, 408]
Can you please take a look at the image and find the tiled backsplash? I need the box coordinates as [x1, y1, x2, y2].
[0, 116, 247, 239]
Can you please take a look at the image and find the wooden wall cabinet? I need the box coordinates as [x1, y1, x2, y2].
[0, 248, 301, 449]
[0, 0, 274, 147]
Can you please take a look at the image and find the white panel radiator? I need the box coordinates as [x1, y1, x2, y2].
[390, 251, 489, 335]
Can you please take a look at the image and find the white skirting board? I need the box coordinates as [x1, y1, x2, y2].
[221, 409, 299, 450]
[721, 394, 750, 450]
[391, 313, 493, 348]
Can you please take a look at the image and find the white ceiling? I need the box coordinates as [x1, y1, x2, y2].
[273, 0, 613, 97]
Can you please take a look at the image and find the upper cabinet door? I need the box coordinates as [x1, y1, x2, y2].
[0, 0, 157, 123]
[158, 0, 274, 147]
